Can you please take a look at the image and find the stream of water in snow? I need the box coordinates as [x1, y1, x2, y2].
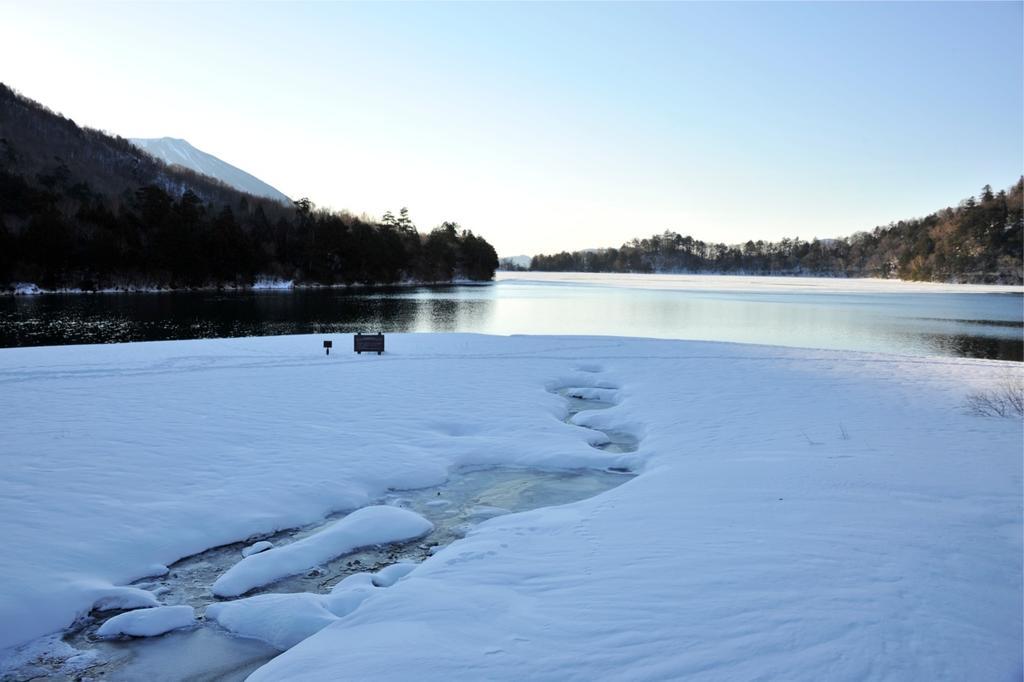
[4, 388, 634, 682]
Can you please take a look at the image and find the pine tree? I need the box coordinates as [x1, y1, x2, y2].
[397, 207, 414, 233]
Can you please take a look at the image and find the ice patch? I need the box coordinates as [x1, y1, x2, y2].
[563, 387, 619, 402]
[466, 505, 510, 521]
[0, 634, 97, 679]
[211, 506, 432, 597]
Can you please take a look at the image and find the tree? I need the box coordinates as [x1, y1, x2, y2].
[293, 197, 313, 219]
[0, 82, 504, 290]
[458, 229, 499, 280]
[397, 207, 415, 233]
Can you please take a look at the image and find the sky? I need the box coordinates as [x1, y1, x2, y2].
[1, 1, 1021, 257]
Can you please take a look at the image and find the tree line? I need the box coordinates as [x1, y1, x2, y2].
[0, 83, 497, 290]
[530, 180, 1023, 284]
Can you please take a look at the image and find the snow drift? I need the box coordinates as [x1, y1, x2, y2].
[211, 506, 432, 597]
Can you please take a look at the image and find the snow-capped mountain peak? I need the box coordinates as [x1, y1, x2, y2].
[130, 137, 290, 205]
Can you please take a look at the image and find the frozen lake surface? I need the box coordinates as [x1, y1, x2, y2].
[2, 272, 1021, 360]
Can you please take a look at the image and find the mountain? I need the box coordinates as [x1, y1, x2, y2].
[0, 83, 283, 211]
[498, 255, 531, 269]
[0, 82, 498, 290]
[131, 137, 290, 205]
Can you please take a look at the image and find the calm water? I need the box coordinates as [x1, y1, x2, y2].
[1, 273, 1021, 360]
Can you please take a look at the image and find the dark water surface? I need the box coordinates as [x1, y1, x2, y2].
[1, 274, 1021, 360]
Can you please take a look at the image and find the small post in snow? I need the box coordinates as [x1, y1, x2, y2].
[323, 340, 332, 356]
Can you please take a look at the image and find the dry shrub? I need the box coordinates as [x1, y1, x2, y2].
[965, 378, 1024, 418]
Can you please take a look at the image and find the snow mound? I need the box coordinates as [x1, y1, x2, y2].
[242, 541, 274, 558]
[206, 592, 337, 651]
[13, 283, 41, 295]
[208, 568, 408, 650]
[96, 605, 195, 638]
[370, 562, 417, 588]
[212, 506, 432, 597]
[91, 586, 160, 612]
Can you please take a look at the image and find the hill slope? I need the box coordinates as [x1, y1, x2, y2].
[529, 181, 1024, 284]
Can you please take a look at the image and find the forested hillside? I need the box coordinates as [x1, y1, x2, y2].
[0, 84, 497, 290]
[531, 181, 1024, 284]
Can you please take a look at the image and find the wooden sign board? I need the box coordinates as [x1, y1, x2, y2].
[354, 333, 385, 355]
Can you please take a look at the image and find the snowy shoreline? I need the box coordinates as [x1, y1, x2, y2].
[0, 334, 1020, 679]
[2, 278, 493, 297]
[496, 270, 1024, 294]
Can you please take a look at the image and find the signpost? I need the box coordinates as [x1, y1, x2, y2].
[354, 332, 385, 355]
[323, 340, 332, 355]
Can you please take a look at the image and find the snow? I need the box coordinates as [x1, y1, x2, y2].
[12, 282, 41, 295]
[370, 561, 417, 587]
[496, 270, 1024, 294]
[130, 137, 291, 205]
[0, 333, 1020, 680]
[242, 540, 274, 558]
[207, 591, 341, 651]
[206, 569, 406, 650]
[251, 277, 294, 290]
[96, 605, 195, 638]
[89, 585, 161, 612]
[211, 506, 432, 597]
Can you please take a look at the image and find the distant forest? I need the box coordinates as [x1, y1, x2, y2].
[0, 83, 497, 291]
[529, 180, 1024, 284]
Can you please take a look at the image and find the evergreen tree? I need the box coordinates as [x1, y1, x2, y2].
[397, 207, 414, 232]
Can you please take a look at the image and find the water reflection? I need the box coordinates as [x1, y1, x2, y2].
[0, 278, 1021, 361]
[921, 332, 1023, 362]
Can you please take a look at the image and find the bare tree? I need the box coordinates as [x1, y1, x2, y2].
[965, 378, 1024, 418]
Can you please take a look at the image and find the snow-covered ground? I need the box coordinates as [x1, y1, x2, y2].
[0, 333, 1020, 679]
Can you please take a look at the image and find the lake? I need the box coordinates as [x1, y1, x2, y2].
[1, 272, 1021, 360]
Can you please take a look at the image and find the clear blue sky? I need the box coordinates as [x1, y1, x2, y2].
[2, 1, 1021, 256]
